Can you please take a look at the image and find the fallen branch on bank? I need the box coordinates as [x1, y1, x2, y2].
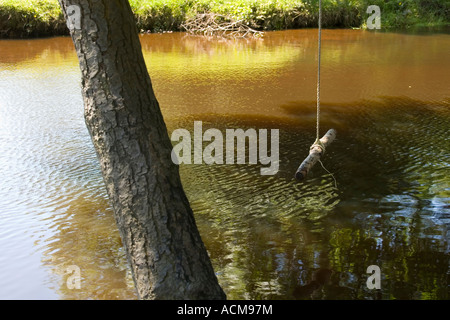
[181, 13, 264, 39]
[295, 129, 336, 181]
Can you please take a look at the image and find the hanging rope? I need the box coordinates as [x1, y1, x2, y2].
[316, 0, 322, 143]
[294, 0, 337, 183]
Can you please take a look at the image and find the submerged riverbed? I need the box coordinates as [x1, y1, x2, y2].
[0, 29, 449, 299]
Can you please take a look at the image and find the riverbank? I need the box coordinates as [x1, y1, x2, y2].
[0, 0, 449, 38]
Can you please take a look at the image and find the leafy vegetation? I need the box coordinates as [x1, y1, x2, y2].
[0, 0, 448, 38]
[0, 0, 66, 38]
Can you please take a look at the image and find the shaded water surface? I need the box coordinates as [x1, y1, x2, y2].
[0, 29, 448, 299]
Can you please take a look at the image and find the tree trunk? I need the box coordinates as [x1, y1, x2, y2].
[58, 0, 226, 300]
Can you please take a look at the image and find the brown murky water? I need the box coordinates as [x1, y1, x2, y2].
[0, 29, 449, 299]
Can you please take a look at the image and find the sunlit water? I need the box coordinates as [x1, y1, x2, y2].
[0, 29, 449, 299]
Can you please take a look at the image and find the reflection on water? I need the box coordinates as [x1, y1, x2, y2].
[181, 96, 449, 299]
[0, 29, 448, 299]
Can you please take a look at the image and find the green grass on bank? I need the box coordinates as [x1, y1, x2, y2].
[0, 0, 66, 38]
[0, 0, 449, 38]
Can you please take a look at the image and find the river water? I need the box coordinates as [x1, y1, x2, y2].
[0, 29, 449, 299]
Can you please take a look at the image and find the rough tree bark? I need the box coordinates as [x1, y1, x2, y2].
[58, 0, 226, 300]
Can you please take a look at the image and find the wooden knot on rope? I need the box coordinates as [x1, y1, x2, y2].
[311, 138, 326, 155]
[295, 129, 336, 181]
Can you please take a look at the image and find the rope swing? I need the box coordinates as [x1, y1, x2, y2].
[295, 0, 337, 181]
